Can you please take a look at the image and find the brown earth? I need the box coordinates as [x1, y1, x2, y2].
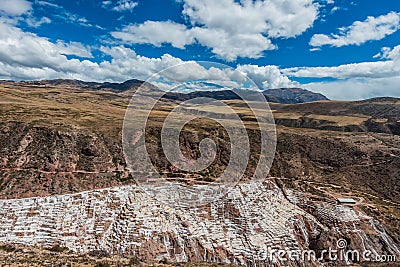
[0, 80, 399, 250]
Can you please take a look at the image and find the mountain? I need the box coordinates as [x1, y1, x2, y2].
[163, 88, 329, 104]
[1, 79, 329, 104]
[1, 78, 146, 94]
[263, 87, 329, 103]
[0, 80, 399, 266]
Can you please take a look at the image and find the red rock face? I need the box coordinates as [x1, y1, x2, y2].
[0, 121, 130, 199]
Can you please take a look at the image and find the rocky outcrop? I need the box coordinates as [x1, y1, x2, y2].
[274, 117, 400, 135]
[0, 121, 130, 199]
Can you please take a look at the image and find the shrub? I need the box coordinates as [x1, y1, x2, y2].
[48, 244, 68, 253]
[0, 244, 15, 252]
[95, 262, 111, 267]
[129, 256, 141, 265]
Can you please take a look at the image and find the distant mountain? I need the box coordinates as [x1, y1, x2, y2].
[263, 88, 329, 104]
[163, 88, 329, 104]
[97, 79, 144, 92]
[14, 78, 145, 92]
[20, 79, 103, 88]
[1, 79, 328, 104]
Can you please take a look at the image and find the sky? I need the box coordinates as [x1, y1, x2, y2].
[0, 0, 399, 100]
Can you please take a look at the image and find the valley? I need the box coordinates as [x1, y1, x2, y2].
[0, 80, 399, 266]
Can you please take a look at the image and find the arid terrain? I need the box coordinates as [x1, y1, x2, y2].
[0, 79, 399, 266]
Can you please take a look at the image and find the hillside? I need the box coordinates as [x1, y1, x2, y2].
[271, 97, 400, 135]
[0, 80, 399, 265]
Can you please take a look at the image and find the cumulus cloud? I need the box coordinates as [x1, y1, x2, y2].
[282, 45, 400, 80]
[283, 44, 400, 99]
[0, 21, 297, 92]
[56, 41, 93, 58]
[98, 45, 187, 82]
[310, 12, 400, 47]
[373, 44, 400, 60]
[0, 0, 32, 16]
[304, 76, 400, 100]
[113, 0, 138, 12]
[182, 0, 318, 38]
[236, 64, 298, 89]
[112, 0, 319, 61]
[0, 0, 37, 27]
[0, 23, 94, 79]
[2, 15, 399, 100]
[111, 21, 195, 49]
[102, 0, 138, 12]
[191, 27, 275, 61]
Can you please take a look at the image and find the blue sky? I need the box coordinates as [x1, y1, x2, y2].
[0, 0, 399, 99]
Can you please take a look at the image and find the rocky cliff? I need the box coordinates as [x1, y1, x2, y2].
[0, 121, 130, 199]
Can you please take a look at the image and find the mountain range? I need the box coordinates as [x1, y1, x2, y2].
[3, 79, 329, 104]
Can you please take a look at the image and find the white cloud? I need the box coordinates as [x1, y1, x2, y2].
[112, 0, 319, 61]
[373, 44, 400, 60]
[0, 23, 199, 82]
[0, 23, 93, 76]
[182, 0, 318, 38]
[0, 22, 297, 93]
[4, 21, 399, 101]
[111, 21, 195, 49]
[112, 22, 276, 61]
[283, 44, 400, 99]
[0, 0, 32, 16]
[2, 18, 399, 101]
[0, 0, 51, 29]
[25, 16, 51, 28]
[113, 0, 138, 12]
[330, 6, 341, 14]
[236, 64, 298, 89]
[310, 12, 400, 47]
[56, 41, 93, 58]
[192, 27, 276, 61]
[101, 1, 112, 7]
[98, 46, 187, 81]
[282, 49, 400, 79]
[37, 1, 61, 9]
[304, 76, 400, 100]
[102, 0, 138, 12]
[283, 61, 400, 79]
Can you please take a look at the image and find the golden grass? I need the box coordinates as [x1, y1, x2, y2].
[0, 85, 128, 137]
[305, 114, 369, 126]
